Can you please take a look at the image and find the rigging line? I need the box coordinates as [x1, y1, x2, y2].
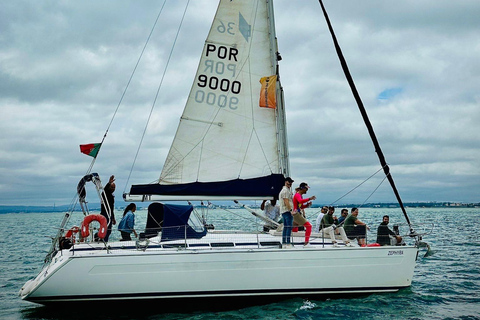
[359, 173, 389, 208]
[209, 203, 262, 224]
[96, 0, 168, 168]
[45, 193, 80, 264]
[317, 0, 412, 228]
[330, 166, 385, 206]
[238, 129, 255, 178]
[309, 165, 385, 217]
[124, 0, 191, 192]
[195, 139, 204, 181]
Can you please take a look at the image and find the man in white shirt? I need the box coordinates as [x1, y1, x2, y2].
[261, 199, 280, 232]
[315, 206, 328, 233]
[279, 177, 294, 247]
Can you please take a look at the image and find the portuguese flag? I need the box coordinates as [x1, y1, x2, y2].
[80, 143, 102, 158]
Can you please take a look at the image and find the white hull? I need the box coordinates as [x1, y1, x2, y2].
[20, 232, 418, 304]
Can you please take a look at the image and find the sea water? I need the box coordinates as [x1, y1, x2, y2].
[1, 207, 479, 320]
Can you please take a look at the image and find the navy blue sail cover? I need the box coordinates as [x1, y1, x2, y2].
[161, 203, 206, 241]
[129, 174, 285, 199]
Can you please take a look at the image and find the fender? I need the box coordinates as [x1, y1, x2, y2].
[81, 214, 108, 239]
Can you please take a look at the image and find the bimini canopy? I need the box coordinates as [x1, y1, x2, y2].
[144, 203, 206, 242]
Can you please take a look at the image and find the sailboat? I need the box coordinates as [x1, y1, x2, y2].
[20, 0, 422, 305]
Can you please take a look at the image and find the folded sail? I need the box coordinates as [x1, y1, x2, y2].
[130, 174, 286, 200]
[129, 0, 288, 200]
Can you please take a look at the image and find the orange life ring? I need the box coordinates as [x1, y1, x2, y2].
[65, 226, 80, 243]
[81, 214, 108, 239]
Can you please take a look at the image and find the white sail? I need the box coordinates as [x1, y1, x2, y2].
[160, 0, 286, 186]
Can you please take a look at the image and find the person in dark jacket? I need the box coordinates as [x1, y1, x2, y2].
[376, 215, 402, 245]
[100, 175, 116, 242]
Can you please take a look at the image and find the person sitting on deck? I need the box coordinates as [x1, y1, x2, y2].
[261, 199, 280, 232]
[314, 206, 328, 233]
[376, 215, 403, 246]
[320, 206, 353, 247]
[337, 208, 349, 225]
[343, 207, 370, 246]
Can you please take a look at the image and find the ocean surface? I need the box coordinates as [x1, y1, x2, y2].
[1, 207, 479, 320]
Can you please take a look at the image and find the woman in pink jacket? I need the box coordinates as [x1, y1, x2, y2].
[292, 182, 316, 247]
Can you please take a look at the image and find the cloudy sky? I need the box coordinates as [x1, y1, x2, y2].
[1, 0, 478, 206]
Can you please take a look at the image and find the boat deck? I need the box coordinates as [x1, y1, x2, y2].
[64, 229, 372, 255]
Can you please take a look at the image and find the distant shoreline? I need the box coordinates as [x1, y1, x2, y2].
[0, 201, 478, 214]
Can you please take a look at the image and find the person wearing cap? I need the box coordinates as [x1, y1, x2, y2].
[279, 177, 294, 248]
[292, 182, 316, 247]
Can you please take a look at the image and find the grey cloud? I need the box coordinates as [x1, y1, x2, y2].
[0, 1, 478, 205]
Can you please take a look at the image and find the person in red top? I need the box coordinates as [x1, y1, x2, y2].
[292, 182, 316, 247]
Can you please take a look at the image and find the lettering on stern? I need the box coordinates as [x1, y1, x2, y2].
[388, 250, 404, 256]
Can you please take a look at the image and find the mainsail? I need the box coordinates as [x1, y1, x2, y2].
[129, 0, 288, 200]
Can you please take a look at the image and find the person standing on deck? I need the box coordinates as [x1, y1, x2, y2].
[118, 203, 138, 241]
[100, 175, 116, 242]
[279, 177, 294, 248]
[320, 206, 352, 247]
[292, 182, 316, 247]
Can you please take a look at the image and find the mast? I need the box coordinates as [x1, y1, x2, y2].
[317, 0, 413, 228]
[267, 0, 290, 177]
